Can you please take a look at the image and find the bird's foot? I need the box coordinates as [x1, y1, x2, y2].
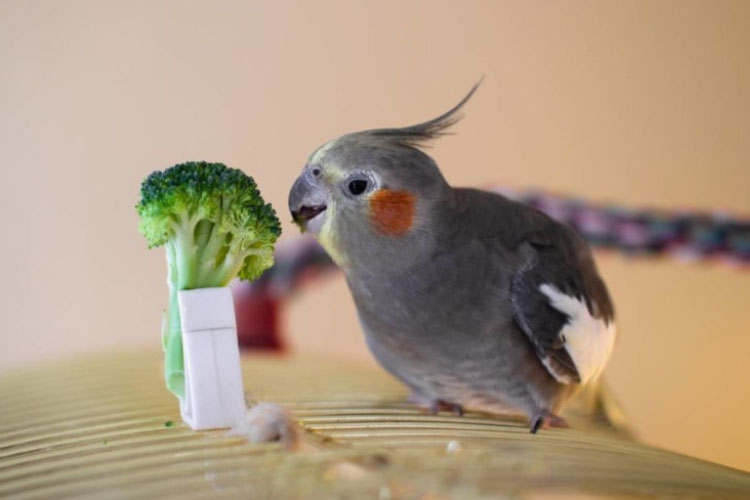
[428, 399, 464, 417]
[408, 392, 464, 417]
[529, 410, 568, 434]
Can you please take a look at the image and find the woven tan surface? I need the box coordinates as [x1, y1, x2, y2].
[0, 352, 747, 499]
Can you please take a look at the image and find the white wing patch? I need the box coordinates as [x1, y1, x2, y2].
[539, 284, 616, 385]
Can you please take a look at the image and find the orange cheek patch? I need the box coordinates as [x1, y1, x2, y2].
[369, 189, 416, 236]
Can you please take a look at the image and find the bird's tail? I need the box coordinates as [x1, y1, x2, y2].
[563, 378, 634, 438]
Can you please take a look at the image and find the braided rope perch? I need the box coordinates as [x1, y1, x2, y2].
[495, 186, 750, 266]
[233, 188, 749, 350]
[268, 187, 750, 293]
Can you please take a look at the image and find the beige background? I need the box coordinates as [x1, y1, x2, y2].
[1, 0, 748, 470]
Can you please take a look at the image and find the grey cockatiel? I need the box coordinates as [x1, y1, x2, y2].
[288, 84, 616, 432]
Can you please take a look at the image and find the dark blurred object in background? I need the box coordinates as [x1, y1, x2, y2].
[232, 280, 283, 350]
[233, 236, 335, 350]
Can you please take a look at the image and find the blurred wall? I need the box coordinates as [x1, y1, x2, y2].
[1, 0, 748, 470]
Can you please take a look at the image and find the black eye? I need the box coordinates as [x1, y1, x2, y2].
[311, 167, 321, 177]
[348, 179, 368, 195]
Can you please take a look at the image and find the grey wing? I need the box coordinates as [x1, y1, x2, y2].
[510, 226, 615, 385]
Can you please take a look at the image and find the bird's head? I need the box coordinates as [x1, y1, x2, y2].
[288, 82, 480, 271]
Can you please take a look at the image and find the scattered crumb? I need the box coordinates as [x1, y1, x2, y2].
[324, 461, 370, 482]
[102, 439, 108, 445]
[379, 485, 392, 500]
[229, 402, 298, 450]
[164, 420, 175, 427]
[446, 440, 461, 454]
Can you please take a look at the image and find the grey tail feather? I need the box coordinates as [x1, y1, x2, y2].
[366, 77, 484, 148]
[567, 378, 634, 439]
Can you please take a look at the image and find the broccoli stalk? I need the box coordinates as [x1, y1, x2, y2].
[136, 162, 281, 399]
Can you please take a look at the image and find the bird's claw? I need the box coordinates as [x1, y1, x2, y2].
[428, 400, 464, 417]
[530, 410, 568, 433]
[407, 392, 464, 417]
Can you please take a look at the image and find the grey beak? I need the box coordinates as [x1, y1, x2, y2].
[289, 172, 327, 225]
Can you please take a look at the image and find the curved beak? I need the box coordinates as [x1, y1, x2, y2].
[289, 173, 328, 232]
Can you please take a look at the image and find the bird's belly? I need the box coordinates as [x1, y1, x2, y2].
[364, 329, 460, 395]
[362, 324, 526, 415]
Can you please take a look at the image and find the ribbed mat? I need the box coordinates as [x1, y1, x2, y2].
[0, 353, 747, 499]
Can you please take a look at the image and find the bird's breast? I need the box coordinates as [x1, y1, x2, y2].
[346, 239, 515, 347]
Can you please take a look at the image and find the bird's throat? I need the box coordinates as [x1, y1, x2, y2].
[315, 202, 348, 266]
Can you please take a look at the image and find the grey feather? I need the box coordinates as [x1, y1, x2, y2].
[363, 78, 483, 148]
[344, 188, 608, 420]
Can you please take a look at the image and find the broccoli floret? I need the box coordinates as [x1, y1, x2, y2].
[136, 161, 281, 399]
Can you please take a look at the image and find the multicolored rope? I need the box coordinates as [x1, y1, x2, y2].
[234, 189, 749, 349]
[494, 187, 750, 266]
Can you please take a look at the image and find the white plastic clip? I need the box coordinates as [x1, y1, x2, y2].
[177, 287, 247, 430]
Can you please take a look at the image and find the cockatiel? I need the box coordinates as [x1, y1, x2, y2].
[288, 84, 616, 432]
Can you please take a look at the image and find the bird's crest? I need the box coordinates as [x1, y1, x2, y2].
[363, 78, 483, 149]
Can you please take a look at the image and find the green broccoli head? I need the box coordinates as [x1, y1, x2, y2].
[136, 161, 281, 400]
[137, 161, 281, 286]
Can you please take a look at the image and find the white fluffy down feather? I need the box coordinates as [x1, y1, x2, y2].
[229, 402, 298, 449]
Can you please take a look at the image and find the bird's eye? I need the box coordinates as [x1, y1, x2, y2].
[348, 179, 368, 195]
[311, 167, 321, 177]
